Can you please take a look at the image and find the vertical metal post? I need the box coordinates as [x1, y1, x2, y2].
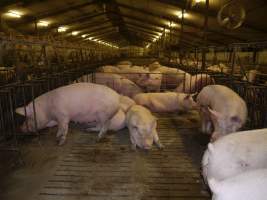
[202, 0, 209, 71]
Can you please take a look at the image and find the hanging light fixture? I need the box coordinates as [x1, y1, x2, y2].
[6, 10, 22, 18]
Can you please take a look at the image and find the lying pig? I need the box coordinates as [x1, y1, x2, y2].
[126, 105, 163, 150]
[133, 92, 197, 112]
[94, 73, 143, 98]
[175, 73, 214, 93]
[15, 83, 120, 145]
[119, 95, 136, 112]
[209, 169, 267, 200]
[196, 85, 247, 141]
[85, 109, 126, 132]
[85, 96, 136, 132]
[202, 128, 267, 183]
[98, 65, 120, 73]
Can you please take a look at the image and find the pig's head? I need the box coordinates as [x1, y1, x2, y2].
[181, 93, 198, 110]
[15, 103, 48, 132]
[129, 116, 157, 150]
[207, 107, 242, 141]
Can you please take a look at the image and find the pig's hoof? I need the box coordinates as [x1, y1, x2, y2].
[157, 144, 165, 150]
[57, 137, 66, 146]
[131, 144, 137, 151]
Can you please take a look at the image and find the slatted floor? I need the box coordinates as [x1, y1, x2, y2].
[38, 112, 210, 200]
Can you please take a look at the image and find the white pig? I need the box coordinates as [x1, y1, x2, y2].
[126, 105, 163, 150]
[15, 83, 120, 145]
[85, 109, 126, 132]
[75, 96, 135, 132]
[94, 73, 143, 98]
[133, 92, 197, 112]
[175, 73, 214, 93]
[196, 85, 247, 141]
[209, 169, 267, 200]
[119, 95, 136, 112]
[98, 65, 120, 73]
[202, 128, 267, 183]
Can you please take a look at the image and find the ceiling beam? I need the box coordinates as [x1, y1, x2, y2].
[15, 0, 98, 28]
[156, 0, 267, 33]
[117, 3, 247, 42]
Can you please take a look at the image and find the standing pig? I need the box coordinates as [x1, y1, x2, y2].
[202, 128, 267, 183]
[126, 105, 163, 150]
[209, 169, 267, 200]
[196, 85, 247, 141]
[133, 92, 197, 113]
[175, 73, 214, 93]
[15, 83, 120, 145]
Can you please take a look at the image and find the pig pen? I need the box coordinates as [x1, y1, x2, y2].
[1, 60, 267, 200]
[0, 111, 210, 200]
[0, 64, 211, 200]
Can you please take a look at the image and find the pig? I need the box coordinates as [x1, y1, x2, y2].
[196, 85, 247, 141]
[15, 83, 120, 145]
[137, 70, 162, 92]
[75, 74, 92, 82]
[133, 92, 197, 113]
[119, 65, 149, 83]
[242, 69, 258, 83]
[119, 66, 162, 92]
[85, 96, 136, 132]
[126, 105, 163, 150]
[208, 169, 267, 200]
[85, 109, 126, 132]
[119, 95, 136, 112]
[116, 60, 132, 69]
[148, 61, 161, 71]
[202, 128, 267, 183]
[156, 68, 190, 89]
[207, 63, 230, 73]
[98, 65, 120, 73]
[94, 73, 143, 98]
[175, 73, 214, 93]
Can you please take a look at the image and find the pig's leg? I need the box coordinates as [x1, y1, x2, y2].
[86, 124, 101, 132]
[153, 130, 164, 149]
[130, 134, 137, 151]
[151, 100, 165, 112]
[97, 119, 110, 141]
[56, 119, 69, 145]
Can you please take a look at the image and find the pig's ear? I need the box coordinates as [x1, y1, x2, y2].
[208, 178, 221, 194]
[15, 107, 26, 116]
[207, 107, 223, 122]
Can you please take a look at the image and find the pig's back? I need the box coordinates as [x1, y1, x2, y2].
[197, 85, 246, 115]
[49, 83, 120, 120]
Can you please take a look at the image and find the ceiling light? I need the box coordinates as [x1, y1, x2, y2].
[81, 34, 88, 38]
[6, 10, 22, 18]
[177, 10, 188, 19]
[38, 20, 49, 27]
[58, 26, 67, 32]
[71, 31, 79, 36]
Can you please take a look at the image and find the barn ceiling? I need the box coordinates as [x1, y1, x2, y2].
[0, 0, 267, 48]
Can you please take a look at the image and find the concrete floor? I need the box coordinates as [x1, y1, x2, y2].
[0, 111, 210, 200]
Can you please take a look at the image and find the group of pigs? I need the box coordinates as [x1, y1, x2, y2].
[15, 60, 267, 200]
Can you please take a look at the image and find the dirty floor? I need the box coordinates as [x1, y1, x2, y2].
[0, 111, 210, 200]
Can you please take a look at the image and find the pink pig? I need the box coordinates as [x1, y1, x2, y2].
[16, 83, 120, 145]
